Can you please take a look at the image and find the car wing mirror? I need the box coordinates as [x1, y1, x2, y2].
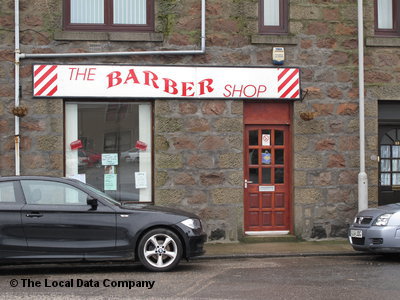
[87, 197, 98, 210]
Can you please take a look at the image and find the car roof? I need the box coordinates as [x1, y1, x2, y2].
[0, 176, 72, 182]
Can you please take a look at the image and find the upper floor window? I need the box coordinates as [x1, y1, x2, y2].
[259, 0, 288, 34]
[375, 0, 399, 36]
[64, 0, 154, 32]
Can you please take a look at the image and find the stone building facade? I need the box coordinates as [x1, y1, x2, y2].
[0, 0, 398, 241]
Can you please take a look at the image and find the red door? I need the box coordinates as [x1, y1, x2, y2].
[244, 125, 291, 233]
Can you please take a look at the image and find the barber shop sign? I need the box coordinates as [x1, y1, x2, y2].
[33, 64, 301, 100]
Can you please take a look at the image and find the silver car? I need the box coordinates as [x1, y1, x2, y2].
[349, 203, 400, 253]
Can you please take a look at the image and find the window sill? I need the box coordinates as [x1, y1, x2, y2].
[54, 31, 164, 42]
[251, 34, 298, 45]
[366, 36, 400, 47]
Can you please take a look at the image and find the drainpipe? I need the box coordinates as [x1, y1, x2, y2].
[19, 0, 206, 59]
[14, 0, 20, 175]
[357, 0, 368, 211]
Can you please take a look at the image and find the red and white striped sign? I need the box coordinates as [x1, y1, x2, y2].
[33, 65, 58, 97]
[33, 65, 301, 100]
[278, 68, 300, 99]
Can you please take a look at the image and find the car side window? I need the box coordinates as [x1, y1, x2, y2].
[0, 182, 17, 203]
[21, 180, 89, 205]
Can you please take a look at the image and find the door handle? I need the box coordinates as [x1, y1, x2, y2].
[26, 212, 43, 218]
[244, 179, 253, 188]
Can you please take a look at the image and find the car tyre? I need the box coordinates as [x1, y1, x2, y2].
[138, 228, 183, 272]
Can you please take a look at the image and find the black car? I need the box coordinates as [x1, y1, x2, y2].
[0, 176, 206, 271]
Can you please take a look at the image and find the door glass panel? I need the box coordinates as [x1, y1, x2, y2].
[381, 159, 391, 172]
[381, 173, 390, 186]
[393, 174, 400, 185]
[381, 145, 390, 158]
[275, 168, 284, 183]
[261, 130, 271, 146]
[262, 150, 271, 165]
[393, 146, 400, 158]
[249, 149, 258, 165]
[275, 130, 284, 145]
[249, 168, 259, 183]
[21, 180, 89, 205]
[249, 130, 258, 145]
[393, 160, 400, 172]
[275, 149, 284, 164]
[0, 182, 16, 203]
[262, 168, 271, 184]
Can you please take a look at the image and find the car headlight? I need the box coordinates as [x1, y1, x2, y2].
[181, 218, 202, 230]
[373, 213, 393, 226]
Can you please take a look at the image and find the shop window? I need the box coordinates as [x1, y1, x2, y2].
[375, 0, 400, 36]
[259, 0, 288, 34]
[65, 102, 152, 203]
[64, 0, 154, 32]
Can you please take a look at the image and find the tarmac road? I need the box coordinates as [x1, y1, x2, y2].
[0, 255, 400, 299]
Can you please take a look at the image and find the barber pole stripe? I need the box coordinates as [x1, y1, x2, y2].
[278, 68, 300, 99]
[33, 65, 58, 96]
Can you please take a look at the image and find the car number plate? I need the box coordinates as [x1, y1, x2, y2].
[350, 229, 362, 238]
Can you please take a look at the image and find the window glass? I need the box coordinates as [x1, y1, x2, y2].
[71, 0, 104, 24]
[393, 146, 400, 158]
[0, 182, 17, 203]
[249, 168, 259, 184]
[381, 145, 390, 158]
[21, 180, 89, 205]
[249, 130, 258, 145]
[381, 159, 391, 172]
[381, 173, 390, 186]
[275, 149, 284, 164]
[275, 130, 284, 145]
[393, 173, 400, 185]
[377, 0, 393, 29]
[264, 0, 280, 26]
[65, 102, 152, 202]
[249, 149, 259, 165]
[275, 168, 284, 184]
[114, 0, 147, 24]
[262, 168, 271, 184]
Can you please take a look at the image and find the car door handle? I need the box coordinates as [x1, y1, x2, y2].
[26, 213, 43, 218]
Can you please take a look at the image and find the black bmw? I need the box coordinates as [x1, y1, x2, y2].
[0, 176, 206, 271]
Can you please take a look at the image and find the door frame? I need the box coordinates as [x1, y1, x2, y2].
[243, 101, 293, 235]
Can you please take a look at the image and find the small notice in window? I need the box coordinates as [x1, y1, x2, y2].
[135, 172, 147, 189]
[102, 153, 118, 166]
[262, 134, 270, 146]
[104, 174, 117, 191]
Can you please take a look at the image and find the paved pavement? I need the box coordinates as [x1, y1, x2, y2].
[199, 238, 359, 259]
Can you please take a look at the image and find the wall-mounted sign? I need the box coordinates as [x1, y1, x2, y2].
[33, 65, 301, 100]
